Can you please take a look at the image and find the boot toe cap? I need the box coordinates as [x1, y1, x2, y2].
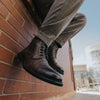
[47, 71, 62, 82]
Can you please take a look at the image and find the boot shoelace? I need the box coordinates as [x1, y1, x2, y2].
[39, 43, 45, 57]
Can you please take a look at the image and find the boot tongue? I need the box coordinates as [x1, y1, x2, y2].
[39, 43, 45, 57]
[32, 42, 46, 59]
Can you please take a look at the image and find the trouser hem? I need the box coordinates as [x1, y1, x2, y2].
[35, 31, 55, 47]
[56, 39, 68, 47]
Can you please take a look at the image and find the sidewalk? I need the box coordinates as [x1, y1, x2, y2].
[71, 93, 100, 100]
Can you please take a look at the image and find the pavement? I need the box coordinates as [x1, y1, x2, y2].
[71, 93, 100, 100]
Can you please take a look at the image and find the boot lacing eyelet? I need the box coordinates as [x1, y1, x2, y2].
[39, 44, 45, 57]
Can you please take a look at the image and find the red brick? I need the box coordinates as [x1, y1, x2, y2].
[0, 2, 8, 19]
[1, 0, 24, 25]
[0, 62, 25, 80]
[29, 22, 38, 34]
[0, 32, 23, 53]
[4, 80, 48, 94]
[38, 92, 55, 100]
[24, 71, 35, 82]
[0, 45, 14, 63]
[14, 1, 36, 37]
[17, 0, 26, 10]
[10, 0, 16, 4]
[0, 95, 19, 100]
[4, 80, 34, 94]
[17, 0, 32, 20]
[0, 79, 5, 94]
[7, 14, 32, 42]
[24, 72, 60, 88]
[20, 93, 39, 100]
[0, 15, 29, 48]
[37, 84, 51, 92]
[39, 79, 50, 85]
[14, 1, 29, 24]
[24, 71, 41, 83]
[23, 21, 37, 38]
[15, 0, 38, 37]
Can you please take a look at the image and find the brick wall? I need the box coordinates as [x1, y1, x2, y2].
[0, 0, 75, 100]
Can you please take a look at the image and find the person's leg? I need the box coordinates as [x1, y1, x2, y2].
[36, 0, 85, 47]
[15, 0, 85, 85]
[56, 13, 86, 47]
[14, 0, 64, 87]
[47, 13, 86, 74]
[32, 0, 54, 21]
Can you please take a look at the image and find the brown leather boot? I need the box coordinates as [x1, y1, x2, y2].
[14, 37, 63, 86]
[46, 42, 64, 75]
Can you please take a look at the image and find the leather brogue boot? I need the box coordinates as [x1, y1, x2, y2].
[46, 42, 64, 75]
[14, 37, 63, 86]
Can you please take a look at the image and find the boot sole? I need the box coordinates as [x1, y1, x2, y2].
[15, 53, 63, 87]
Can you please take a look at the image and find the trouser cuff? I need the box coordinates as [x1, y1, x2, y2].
[35, 30, 55, 47]
[56, 38, 67, 47]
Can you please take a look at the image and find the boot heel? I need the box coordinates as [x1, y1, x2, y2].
[13, 52, 24, 66]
